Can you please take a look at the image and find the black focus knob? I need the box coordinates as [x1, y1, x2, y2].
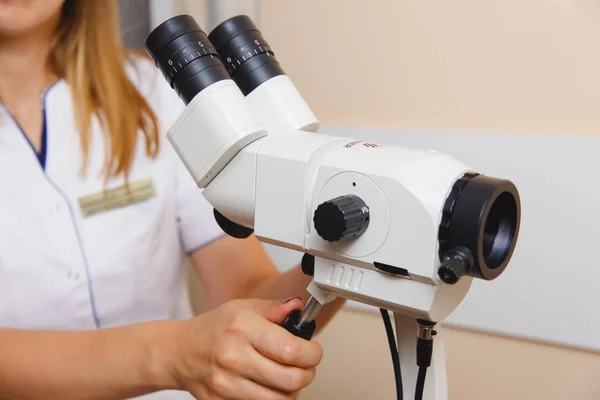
[438, 246, 474, 284]
[313, 195, 370, 242]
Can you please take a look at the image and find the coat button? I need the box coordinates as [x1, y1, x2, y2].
[67, 270, 80, 281]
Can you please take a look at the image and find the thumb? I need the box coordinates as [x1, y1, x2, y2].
[266, 297, 305, 324]
[243, 297, 305, 324]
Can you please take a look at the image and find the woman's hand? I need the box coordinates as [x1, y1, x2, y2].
[162, 297, 322, 399]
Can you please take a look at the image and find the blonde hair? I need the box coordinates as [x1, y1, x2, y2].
[50, 0, 160, 182]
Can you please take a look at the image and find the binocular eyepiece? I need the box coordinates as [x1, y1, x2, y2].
[146, 14, 285, 103]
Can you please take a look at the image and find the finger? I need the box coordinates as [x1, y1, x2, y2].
[266, 298, 305, 324]
[245, 314, 323, 368]
[210, 369, 294, 400]
[215, 333, 316, 393]
[241, 298, 304, 324]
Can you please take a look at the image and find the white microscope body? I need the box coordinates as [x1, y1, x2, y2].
[146, 14, 521, 400]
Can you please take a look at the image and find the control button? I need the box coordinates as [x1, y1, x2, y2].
[67, 270, 80, 281]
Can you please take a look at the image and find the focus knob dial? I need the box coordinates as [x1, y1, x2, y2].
[313, 195, 370, 242]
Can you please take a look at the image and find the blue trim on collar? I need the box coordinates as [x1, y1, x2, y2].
[1, 78, 60, 170]
[37, 106, 48, 169]
[37, 79, 61, 170]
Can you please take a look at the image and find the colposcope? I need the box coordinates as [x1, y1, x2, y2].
[145, 15, 521, 400]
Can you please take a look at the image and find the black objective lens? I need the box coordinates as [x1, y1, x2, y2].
[145, 15, 231, 104]
[208, 15, 284, 96]
[438, 173, 521, 282]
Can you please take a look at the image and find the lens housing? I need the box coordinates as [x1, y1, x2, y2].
[145, 15, 231, 104]
[208, 15, 285, 95]
[438, 173, 521, 281]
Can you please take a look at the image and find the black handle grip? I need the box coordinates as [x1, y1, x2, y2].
[281, 309, 316, 341]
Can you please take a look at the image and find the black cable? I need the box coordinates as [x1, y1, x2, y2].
[415, 320, 436, 400]
[414, 366, 427, 400]
[380, 308, 403, 400]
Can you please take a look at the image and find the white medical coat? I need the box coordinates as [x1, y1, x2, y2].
[0, 56, 225, 399]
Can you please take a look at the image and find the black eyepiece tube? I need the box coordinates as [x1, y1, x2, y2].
[145, 15, 231, 104]
[208, 15, 285, 95]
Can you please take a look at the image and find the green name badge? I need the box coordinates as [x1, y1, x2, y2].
[78, 178, 157, 217]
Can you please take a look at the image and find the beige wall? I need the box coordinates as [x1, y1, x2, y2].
[196, 1, 600, 399]
[258, 0, 600, 134]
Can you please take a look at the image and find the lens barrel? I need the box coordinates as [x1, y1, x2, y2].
[438, 173, 521, 282]
[145, 15, 231, 104]
[208, 15, 285, 95]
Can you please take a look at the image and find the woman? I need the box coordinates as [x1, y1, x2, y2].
[0, 1, 344, 399]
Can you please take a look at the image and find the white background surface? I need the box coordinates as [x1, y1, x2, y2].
[262, 125, 600, 352]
